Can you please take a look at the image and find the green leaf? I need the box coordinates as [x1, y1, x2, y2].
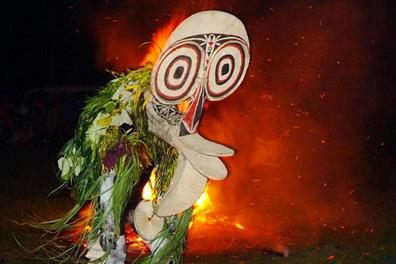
[104, 101, 116, 113]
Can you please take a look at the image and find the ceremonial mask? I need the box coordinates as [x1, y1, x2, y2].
[151, 10, 250, 135]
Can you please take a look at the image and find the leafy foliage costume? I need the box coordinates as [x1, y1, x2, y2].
[40, 10, 250, 264]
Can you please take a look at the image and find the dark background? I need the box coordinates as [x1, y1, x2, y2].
[3, 1, 394, 92]
[3, 1, 101, 94]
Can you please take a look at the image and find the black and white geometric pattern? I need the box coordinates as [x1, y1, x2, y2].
[152, 97, 182, 126]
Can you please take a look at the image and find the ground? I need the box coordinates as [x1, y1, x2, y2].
[0, 146, 394, 264]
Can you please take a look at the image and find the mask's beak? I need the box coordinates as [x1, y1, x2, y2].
[179, 84, 205, 136]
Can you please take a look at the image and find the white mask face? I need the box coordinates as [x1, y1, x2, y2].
[151, 10, 250, 135]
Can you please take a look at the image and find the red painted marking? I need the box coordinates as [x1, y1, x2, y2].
[182, 85, 202, 133]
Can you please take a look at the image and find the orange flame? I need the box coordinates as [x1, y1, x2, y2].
[139, 15, 186, 66]
[125, 224, 149, 255]
[193, 187, 212, 215]
[65, 203, 95, 243]
[142, 168, 157, 201]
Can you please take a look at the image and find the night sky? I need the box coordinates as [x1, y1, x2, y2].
[3, 1, 395, 90]
[3, 1, 96, 93]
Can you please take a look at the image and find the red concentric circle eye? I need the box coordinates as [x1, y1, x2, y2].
[206, 42, 249, 101]
[153, 43, 203, 104]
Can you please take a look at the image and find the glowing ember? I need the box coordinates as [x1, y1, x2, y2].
[234, 223, 245, 230]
